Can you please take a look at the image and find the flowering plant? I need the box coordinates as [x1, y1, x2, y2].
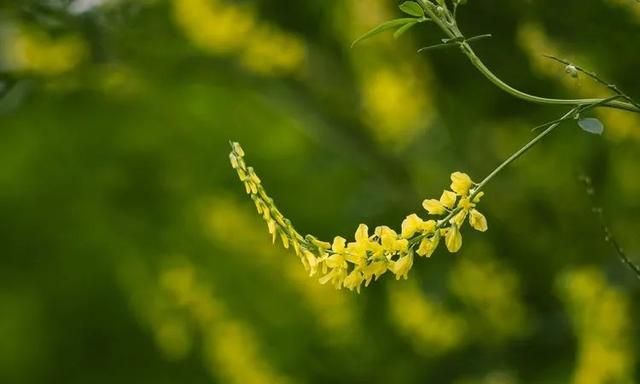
[230, 0, 640, 289]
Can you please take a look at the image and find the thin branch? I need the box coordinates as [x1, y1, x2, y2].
[543, 55, 640, 110]
[579, 175, 640, 280]
[416, 0, 640, 113]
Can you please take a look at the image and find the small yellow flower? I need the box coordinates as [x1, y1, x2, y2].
[231, 142, 245, 156]
[390, 254, 414, 280]
[355, 224, 369, 243]
[280, 231, 290, 248]
[394, 239, 409, 253]
[473, 191, 485, 203]
[451, 172, 474, 196]
[363, 261, 388, 286]
[440, 190, 457, 209]
[302, 250, 319, 276]
[332, 236, 346, 253]
[345, 242, 368, 265]
[417, 233, 440, 257]
[309, 236, 331, 250]
[319, 268, 347, 288]
[469, 209, 488, 232]
[343, 269, 364, 293]
[423, 199, 446, 215]
[229, 153, 239, 169]
[401, 214, 424, 238]
[325, 253, 347, 269]
[379, 227, 396, 249]
[379, 226, 409, 253]
[376, 225, 395, 242]
[458, 197, 475, 211]
[451, 209, 467, 227]
[421, 219, 437, 233]
[445, 225, 462, 253]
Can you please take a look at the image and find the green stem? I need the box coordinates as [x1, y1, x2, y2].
[470, 95, 621, 201]
[471, 108, 578, 198]
[410, 108, 578, 247]
[460, 44, 639, 113]
[417, 0, 640, 114]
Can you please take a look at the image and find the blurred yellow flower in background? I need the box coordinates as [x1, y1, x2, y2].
[172, 0, 305, 76]
[125, 262, 296, 384]
[558, 267, 635, 384]
[1, 26, 87, 75]
[449, 250, 529, 344]
[335, 0, 435, 150]
[388, 281, 467, 357]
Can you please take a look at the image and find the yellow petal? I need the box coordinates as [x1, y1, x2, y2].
[374, 225, 394, 237]
[280, 232, 290, 249]
[229, 153, 239, 169]
[377, 226, 397, 249]
[458, 197, 474, 211]
[423, 199, 446, 215]
[440, 190, 457, 209]
[401, 214, 424, 238]
[302, 250, 319, 276]
[355, 224, 369, 243]
[332, 236, 347, 252]
[390, 254, 414, 280]
[325, 254, 347, 269]
[469, 209, 488, 232]
[318, 273, 333, 285]
[445, 225, 462, 253]
[343, 269, 364, 293]
[345, 251, 367, 266]
[472, 191, 485, 203]
[421, 219, 437, 233]
[395, 238, 409, 253]
[450, 172, 473, 196]
[363, 261, 388, 286]
[417, 234, 439, 257]
[451, 209, 468, 227]
[231, 142, 245, 157]
[311, 238, 331, 250]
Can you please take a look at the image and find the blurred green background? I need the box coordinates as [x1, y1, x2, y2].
[1, 1, 640, 383]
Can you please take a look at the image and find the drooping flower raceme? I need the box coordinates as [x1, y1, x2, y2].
[229, 142, 488, 292]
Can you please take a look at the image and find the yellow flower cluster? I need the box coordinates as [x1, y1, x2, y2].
[172, 0, 305, 76]
[2, 26, 87, 75]
[229, 142, 488, 292]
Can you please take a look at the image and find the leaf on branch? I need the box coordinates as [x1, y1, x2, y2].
[578, 118, 604, 135]
[351, 18, 418, 48]
[399, 1, 424, 17]
[418, 42, 457, 52]
[394, 20, 419, 39]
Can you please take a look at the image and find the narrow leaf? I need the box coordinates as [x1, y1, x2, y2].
[418, 42, 457, 52]
[394, 21, 418, 39]
[578, 118, 604, 135]
[399, 1, 424, 17]
[351, 18, 417, 48]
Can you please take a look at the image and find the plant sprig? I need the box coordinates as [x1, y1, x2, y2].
[351, 0, 640, 113]
[228, 0, 640, 290]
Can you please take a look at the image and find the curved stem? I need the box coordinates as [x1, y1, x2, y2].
[459, 44, 640, 113]
[411, 106, 579, 247]
[417, 0, 640, 114]
[471, 108, 578, 198]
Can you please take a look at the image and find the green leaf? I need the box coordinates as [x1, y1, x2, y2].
[418, 42, 457, 52]
[399, 1, 424, 17]
[393, 21, 418, 39]
[578, 118, 604, 135]
[351, 18, 417, 48]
